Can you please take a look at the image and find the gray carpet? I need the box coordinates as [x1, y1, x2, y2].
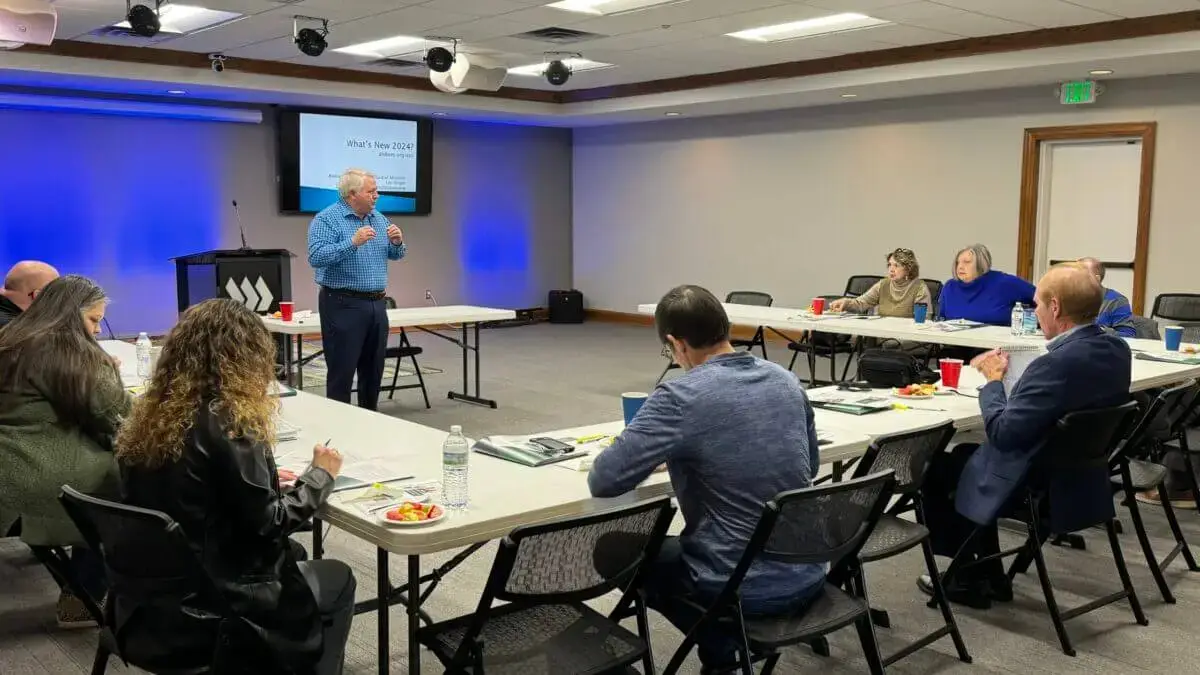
[3, 321, 1199, 674]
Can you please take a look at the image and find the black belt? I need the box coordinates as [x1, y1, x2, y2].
[322, 287, 385, 301]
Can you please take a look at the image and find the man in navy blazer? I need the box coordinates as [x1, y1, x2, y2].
[919, 263, 1132, 608]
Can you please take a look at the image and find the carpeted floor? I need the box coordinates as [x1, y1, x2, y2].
[3, 321, 1200, 674]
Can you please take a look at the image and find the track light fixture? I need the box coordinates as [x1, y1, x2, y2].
[293, 15, 330, 57]
[126, 0, 163, 38]
[542, 52, 581, 86]
[424, 38, 459, 73]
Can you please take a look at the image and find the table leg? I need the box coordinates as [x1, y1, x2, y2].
[446, 322, 499, 409]
[378, 547, 390, 675]
[407, 555, 421, 675]
[312, 517, 324, 560]
[295, 334, 305, 390]
[282, 335, 295, 387]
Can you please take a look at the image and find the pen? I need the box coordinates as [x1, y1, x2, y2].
[324, 438, 332, 446]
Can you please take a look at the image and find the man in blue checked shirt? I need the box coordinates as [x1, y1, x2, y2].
[307, 169, 407, 411]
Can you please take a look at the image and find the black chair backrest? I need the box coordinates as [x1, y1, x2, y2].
[1152, 294, 1200, 342]
[1114, 382, 1196, 465]
[852, 421, 955, 494]
[1129, 315, 1161, 340]
[58, 486, 231, 613]
[385, 296, 397, 310]
[844, 275, 883, 298]
[484, 496, 675, 604]
[922, 278, 944, 314]
[1041, 402, 1140, 474]
[725, 291, 773, 307]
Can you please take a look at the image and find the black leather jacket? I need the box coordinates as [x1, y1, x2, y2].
[118, 405, 333, 671]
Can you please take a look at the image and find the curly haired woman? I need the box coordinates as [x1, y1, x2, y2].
[116, 298, 355, 675]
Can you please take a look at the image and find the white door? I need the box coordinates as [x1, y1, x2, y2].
[1034, 140, 1142, 302]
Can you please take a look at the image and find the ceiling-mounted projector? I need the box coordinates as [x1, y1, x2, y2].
[0, 0, 58, 49]
[428, 53, 508, 94]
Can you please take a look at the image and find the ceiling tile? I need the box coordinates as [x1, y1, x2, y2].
[680, 3, 840, 36]
[1062, 0, 1200, 17]
[872, 1, 1038, 36]
[52, 8, 122, 40]
[154, 14, 293, 53]
[801, 0, 925, 10]
[863, 22, 962, 44]
[933, 0, 1120, 27]
[424, 16, 537, 41]
[290, 0, 431, 23]
[417, 0, 534, 17]
[568, 0, 790, 37]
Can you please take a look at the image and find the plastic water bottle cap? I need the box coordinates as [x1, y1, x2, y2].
[450, 425, 462, 434]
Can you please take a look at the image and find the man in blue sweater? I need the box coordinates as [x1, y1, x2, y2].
[588, 284, 824, 670]
[1078, 257, 1136, 338]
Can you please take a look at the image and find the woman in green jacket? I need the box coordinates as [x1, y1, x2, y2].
[0, 275, 131, 627]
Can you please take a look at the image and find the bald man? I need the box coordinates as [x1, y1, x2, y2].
[1077, 257, 1136, 338]
[918, 263, 1132, 608]
[0, 261, 59, 327]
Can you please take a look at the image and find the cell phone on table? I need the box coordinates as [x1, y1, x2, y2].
[529, 437, 575, 453]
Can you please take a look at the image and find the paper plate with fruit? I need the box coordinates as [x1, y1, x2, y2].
[379, 501, 446, 527]
[893, 384, 938, 399]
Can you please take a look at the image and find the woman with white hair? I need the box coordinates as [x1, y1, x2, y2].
[938, 244, 1035, 325]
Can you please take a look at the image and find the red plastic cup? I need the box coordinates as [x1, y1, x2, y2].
[812, 297, 825, 316]
[279, 301, 294, 322]
[939, 358, 964, 389]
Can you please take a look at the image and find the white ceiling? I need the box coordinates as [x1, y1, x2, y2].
[44, 0, 1200, 89]
[0, 0, 1198, 125]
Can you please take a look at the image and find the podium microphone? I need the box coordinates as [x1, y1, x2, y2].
[232, 199, 250, 251]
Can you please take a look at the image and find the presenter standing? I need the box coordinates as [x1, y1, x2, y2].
[307, 169, 406, 411]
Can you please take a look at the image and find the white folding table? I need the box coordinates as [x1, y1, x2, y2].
[262, 305, 517, 408]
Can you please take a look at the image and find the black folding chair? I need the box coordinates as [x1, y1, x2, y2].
[1110, 382, 1200, 603]
[1153, 385, 1200, 514]
[1151, 293, 1200, 344]
[787, 295, 857, 386]
[848, 422, 972, 667]
[415, 496, 675, 674]
[660, 471, 897, 675]
[939, 402, 1146, 657]
[844, 276, 883, 298]
[58, 486, 291, 675]
[726, 291, 774, 359]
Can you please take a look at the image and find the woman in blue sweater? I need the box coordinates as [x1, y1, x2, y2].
[938, 244, 1035, 325]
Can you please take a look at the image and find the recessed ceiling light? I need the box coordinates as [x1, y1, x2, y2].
[166, 89, 187, 95]
[333, 35, 432, 59]
[508, 57, 614, 76]
[431, 112, 448, 117]
[840, 93, 857, 99]
[664, 111, 682, 116]
[115, 4, 240, 35]
[545, 0, 682, 16]
[1089, 69, 1114, 76]
[727, 12, 889, 43]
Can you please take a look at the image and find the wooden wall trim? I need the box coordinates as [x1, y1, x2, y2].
[15, 10, 1200, 106]
[1016, 122, 1157, 315]
[563, 10, 1200, 103]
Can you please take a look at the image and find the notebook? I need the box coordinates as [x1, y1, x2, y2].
[807, 391, 893, 416]
[1000, 345, 1045, 396]
[472, 435, 588, 467]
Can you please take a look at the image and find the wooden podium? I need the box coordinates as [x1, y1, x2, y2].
[172, 249, 293, 314]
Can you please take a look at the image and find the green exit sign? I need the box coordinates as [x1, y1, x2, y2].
[1060, 80, 1098, 105]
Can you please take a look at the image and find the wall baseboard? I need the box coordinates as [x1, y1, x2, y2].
[585, 309, 800, 346]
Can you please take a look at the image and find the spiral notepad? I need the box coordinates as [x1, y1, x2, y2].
[1001, 344, 1045, 396]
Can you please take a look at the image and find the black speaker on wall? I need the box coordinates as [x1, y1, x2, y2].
[548, 289, 585, 324]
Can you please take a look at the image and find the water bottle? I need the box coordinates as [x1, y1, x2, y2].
[1022, 306, 1038, 335]
[135, 332, 153, 379]
[442, 425, 469, 509]
[1010, 303, 1024, 336]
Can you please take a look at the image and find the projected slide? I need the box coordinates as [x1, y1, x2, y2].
[298, 113, 420, 213]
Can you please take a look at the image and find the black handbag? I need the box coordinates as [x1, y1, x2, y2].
[858, 348, 941, 388]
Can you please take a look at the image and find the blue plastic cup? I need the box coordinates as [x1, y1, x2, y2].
[622, 392, 648, 425]
[1165, 326, 1184, 352]
[913, 302, 928, 324]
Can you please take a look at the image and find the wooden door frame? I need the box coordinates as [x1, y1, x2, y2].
[1016, 122, 1157, 314]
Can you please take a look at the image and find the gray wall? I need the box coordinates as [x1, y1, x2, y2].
[0, 106, 573, 335]
[573, 74, 1200, 313]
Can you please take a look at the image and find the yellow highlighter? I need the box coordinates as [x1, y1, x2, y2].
[576, 434, 609, 443]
